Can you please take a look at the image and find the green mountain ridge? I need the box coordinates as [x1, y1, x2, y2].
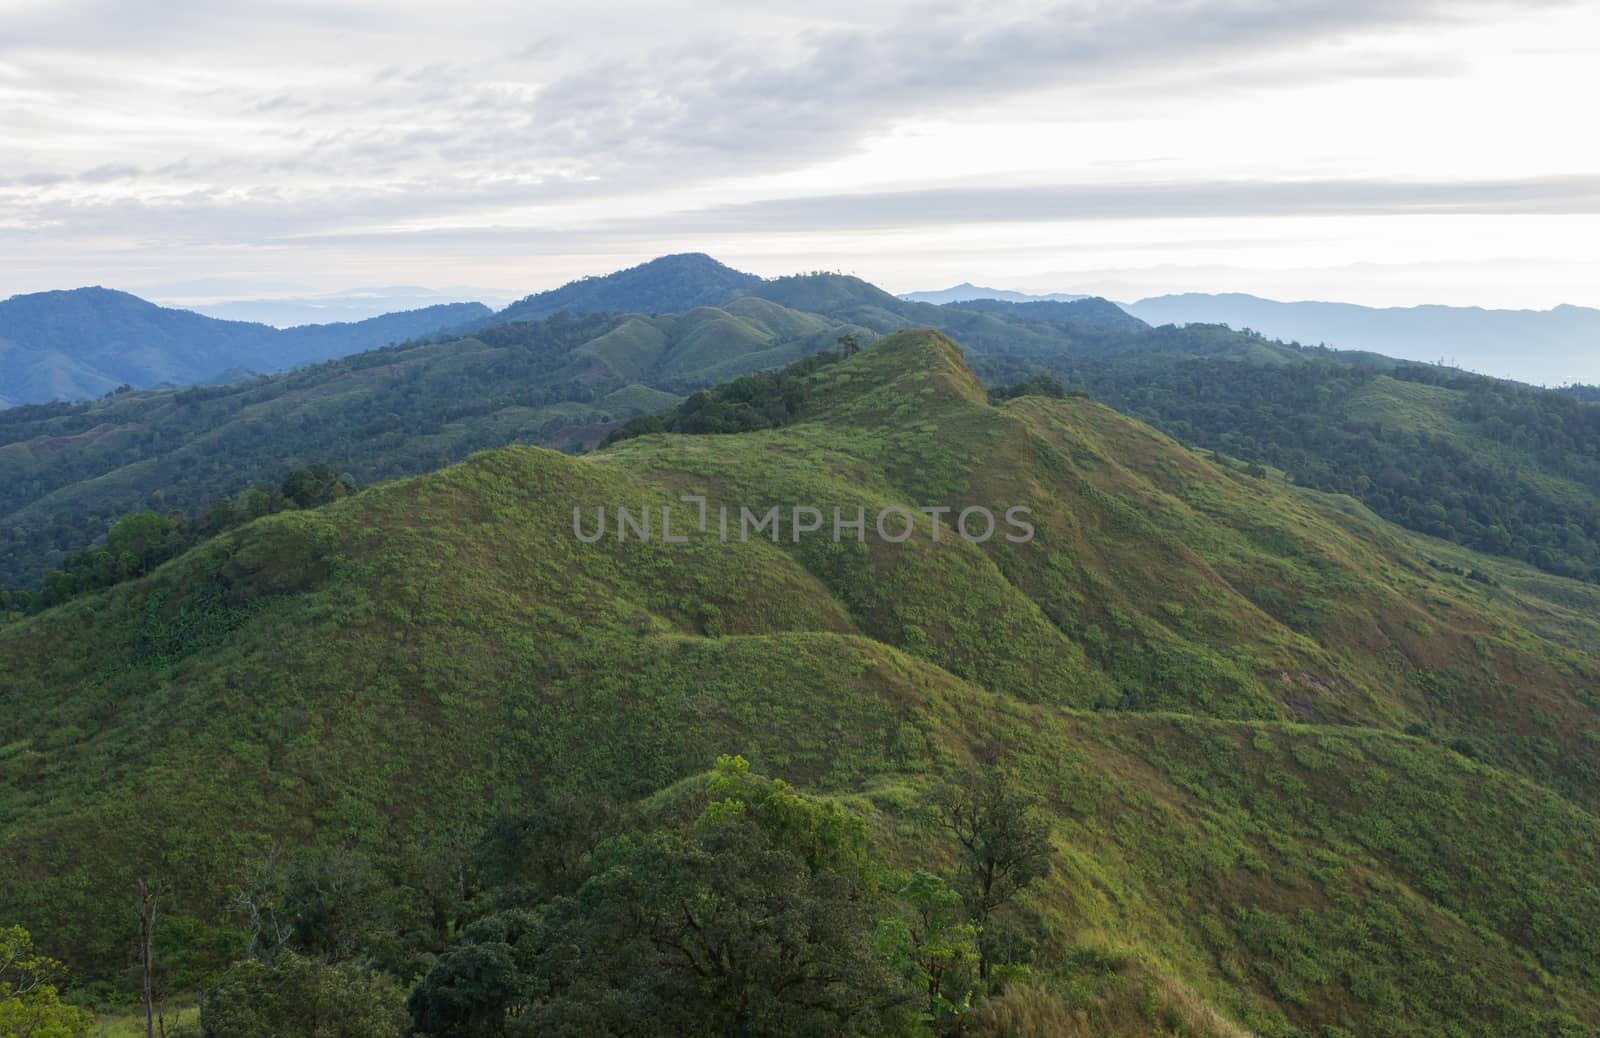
[4, 331, 1600, 1036]
[0, 302, 870, 592]
[492, 253, 763, 324]
[3, 254, 1598, 617]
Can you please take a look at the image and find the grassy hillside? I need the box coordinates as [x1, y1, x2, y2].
[0, 303, 866, 591]
[1054, 348, 1600, 582]
[4, 332, 1599, 1035]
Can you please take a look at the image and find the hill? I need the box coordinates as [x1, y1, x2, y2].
[944, 296, 1146, 330]
[834, 294, 1600, 586]
[1035, 342, 1600, 583]
[5, 257, 1600, 599]
[0, 288, 491, 405]
[1123, 292, 1600, 386]
[492, 252, 761, 324]
[0, 303, 863, 592]
[4, 332, 1600, 1036]
[743, 272, 1147, 355]
[0, 264, 1136, 593]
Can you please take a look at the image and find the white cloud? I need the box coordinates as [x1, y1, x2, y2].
[0, 0, 1596, 307]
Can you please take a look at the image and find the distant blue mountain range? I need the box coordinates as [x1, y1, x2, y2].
[0, 289, 491, 407]
[900, 282, 1088, 304]
[1119, 293, 1600, 385]
[901, 284, 1600, 385]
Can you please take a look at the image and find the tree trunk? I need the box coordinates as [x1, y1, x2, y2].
[137, 879, 159, 1038]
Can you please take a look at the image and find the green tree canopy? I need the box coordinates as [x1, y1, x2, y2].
[409, 757, 911, 1036]
[0, 926, 92, 1038]
[199, 953, 409, 1038]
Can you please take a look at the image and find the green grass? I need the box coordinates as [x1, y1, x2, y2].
[83, 1002, 199, 1038]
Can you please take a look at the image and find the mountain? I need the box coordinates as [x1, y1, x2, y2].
[6, 260, 1600, 598]
[497, 257, 1138, 339]
[1123, 292, 1600, 386]
[5, 332, 1600, 1036]
[0, 258, 1144, 412]
[492, 252, 762, 324]
[0, 287, 492, 405]
[873, 309, 1600, 584]
[943, 296, 1146, 330]
[750, 274, 1600, 587]
[0, 265, 1145, 593]
[0, 301, 866, 591]
[188, 286, 507, 327]
[900, 282, 1089, 304]
[743, 271, 1146, 350]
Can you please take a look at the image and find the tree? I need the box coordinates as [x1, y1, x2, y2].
[932, 769, 1053, 981]
[200, 954, 409, 1038]
[0, 925, 93, 1038]
[280, 464, 353, 509]
[135, 879, 160, 1038]
[406, 910, 539, 1037]
[228, 847, 403, 969]
[105, 512, 181, 570]
[989, 375, 1066, 403]
[475, 793, 617, 905]
[200, 496, 242, 535]
[410, 757, 912, 1036]
[877, 872, 978, 1034]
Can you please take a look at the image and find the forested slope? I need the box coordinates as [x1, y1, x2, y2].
[0, 303, 860, 591]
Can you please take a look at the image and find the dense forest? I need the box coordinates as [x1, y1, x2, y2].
[1051, 353, 1600, 582]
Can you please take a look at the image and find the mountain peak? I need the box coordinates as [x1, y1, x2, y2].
[745, 271, 904, 315]
[813, 329, 988, 418]
[640, 251, 737, 270]
[3, 285, 159, 310]
[496, 253, 761, 323]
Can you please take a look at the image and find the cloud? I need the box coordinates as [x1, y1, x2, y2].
[3, 0, 1544, 192]
[663, 175, 1600, 231]
[501, 0, 1483, 177]
[1, 0, 1594, 303]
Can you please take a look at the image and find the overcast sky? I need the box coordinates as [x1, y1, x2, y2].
[3, 0, 1597, 309]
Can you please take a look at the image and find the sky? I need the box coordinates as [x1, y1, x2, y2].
[3, 0, 1598, 311]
